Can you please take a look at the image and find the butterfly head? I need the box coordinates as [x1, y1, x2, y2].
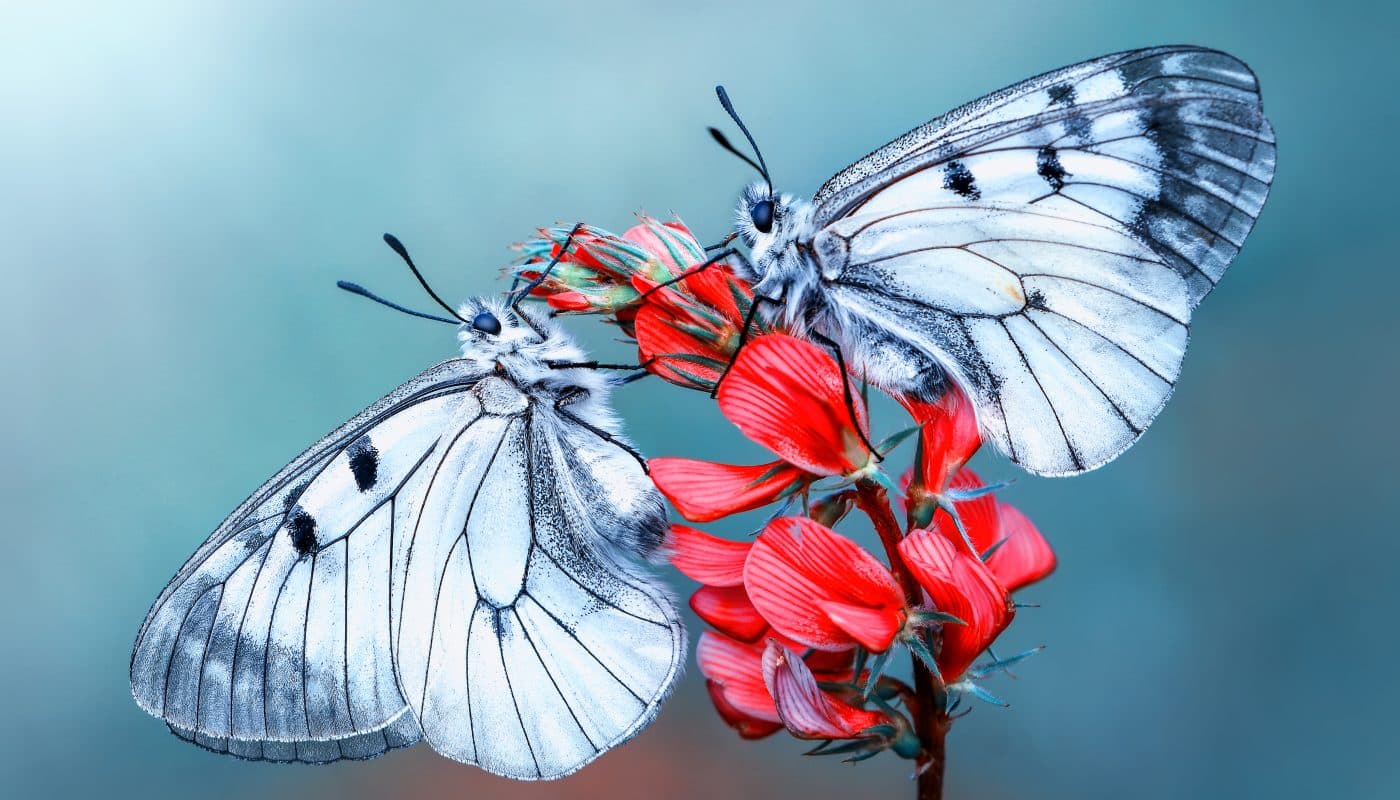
[456, 296, 580, 373]
[733, 181, 816, 296]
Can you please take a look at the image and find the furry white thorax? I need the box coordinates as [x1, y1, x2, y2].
[453, 296, 610, 399]
[731, 181, 826, 332]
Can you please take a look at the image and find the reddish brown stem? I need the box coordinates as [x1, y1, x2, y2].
[855, 480, 949, 800]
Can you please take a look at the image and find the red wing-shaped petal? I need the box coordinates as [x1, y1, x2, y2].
[718, 334, 870, 476]
[900, 380, 981, 492]
[761, 641, 888, 740]
[650, 457, 804, 523]
[667, 524, 750, 587]
[691, 585, 769, 643]
[987, 503, 1056, 592]
[899, 529, 1014, 681]
[696, 631, 778, 723]
[744, 517, 904, 651]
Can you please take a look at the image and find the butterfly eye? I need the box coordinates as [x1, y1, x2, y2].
[750, 199, 775, 233]
[471, 311, 502, 335]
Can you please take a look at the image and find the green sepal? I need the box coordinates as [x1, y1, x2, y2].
[874, 425, 920, 456]
[968, 645, 1045, 679]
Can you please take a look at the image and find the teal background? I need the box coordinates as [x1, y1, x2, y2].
[3, 1, 1395, 798]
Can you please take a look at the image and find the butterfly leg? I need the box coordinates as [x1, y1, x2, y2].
[554, 389, 649, 473]
[807, 330, 882, 462]
[709, 292, 777, 398]
[546, 359, 655, 371]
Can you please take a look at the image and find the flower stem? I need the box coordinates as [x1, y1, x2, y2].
[855, 481, 949, 800]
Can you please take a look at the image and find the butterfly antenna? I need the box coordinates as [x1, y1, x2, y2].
[335, 280, 461, 325]
[382, 233, 468, 323]
[707, 127, 764, 176]
[714, 85, 772, 193]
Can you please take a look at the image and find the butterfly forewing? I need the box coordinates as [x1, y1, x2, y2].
[797, 45, 1271, 475]
[812, 45, 1275, 307]
[131, 360, 484, 753]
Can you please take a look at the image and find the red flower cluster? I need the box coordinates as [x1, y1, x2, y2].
[656, 333, 1056, 759]
[513, 214, 1057, 776]
[515, 217, 768, 391]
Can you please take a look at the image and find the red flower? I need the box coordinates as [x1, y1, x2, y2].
[691, 585, 768, 643]
[697, 631, 855, 740]
[903, 467, 1057, 593]
[697, 631, 782, 733]
[648, 459, 806, 523]
[667, 523, 750, 587]
[744, 517, 906, 652]
[898, 529, 1015, 683]
[985, 503, 1056, 593]
[632, 262, 767, 391]
[719, 334, 872, 476]
[902, 381, 982, 529]
[651, 334, 875, 522]
[761, 640, 890, 741]
[513, 216, 718, 324]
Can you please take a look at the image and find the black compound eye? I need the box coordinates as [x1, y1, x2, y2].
[750, 199, 774, 233]
[471, 310, 501, 335]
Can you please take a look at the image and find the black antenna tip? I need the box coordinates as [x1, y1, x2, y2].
[337, 280, 365, 294]
[382, 232, 408, 257]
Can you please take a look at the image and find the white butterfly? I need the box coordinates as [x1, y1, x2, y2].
[130, 261, 684, 779]
[713, 46, 1275, 476]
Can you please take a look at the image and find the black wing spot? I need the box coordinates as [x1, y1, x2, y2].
[1047, 83, 1076, 106]
[287, 509, 318, 555]
[347, 438, 380, 492]
[942, 160, 981, 199]
[1026, 289, 1049, 310]
[1037, 145, 1069, 191]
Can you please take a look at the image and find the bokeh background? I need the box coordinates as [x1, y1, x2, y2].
[3, 1, 1395, 798]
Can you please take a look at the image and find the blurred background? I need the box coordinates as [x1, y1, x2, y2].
[2, 1, 1395, 798]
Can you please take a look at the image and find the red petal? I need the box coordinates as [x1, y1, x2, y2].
[666, 524, 750, 587]
[899, 529, 1015, 681]
[987, 503, 1056, 592]
[545, 291, 594, 312]
[691, 585, 769, 642]
[623, 216, 705, 274]
[696, 631, 778, 722]
[650, 457, 805, 523]
[744, 517, 904, 651]
[761, 641, 888, 740]
[901, 380, 982, 492]
[718, 334, 870, 476]
[931, 468, 1001, 556]
[633, 301, 730, 391]
[818, 600, 904, 653]
[705, 680, 783, 739]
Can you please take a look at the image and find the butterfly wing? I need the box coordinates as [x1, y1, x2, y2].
[816, 203, 1188, 475]
[812, 45, 1274, 307]
[131, 358, 487, 759]
[167, 710, 423, 764]
[808, 46, 1272, 475]
[394, 377, 682, 780]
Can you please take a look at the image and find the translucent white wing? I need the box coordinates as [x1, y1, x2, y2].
[394, 376, 682, 781]
[130, 359, 487, 757]
[812, 45, 1275, 307]
[168, 709, 422, 764]
[816, 204, 1189, 475]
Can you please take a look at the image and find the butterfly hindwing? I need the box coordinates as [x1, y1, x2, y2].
[817, 203, 1189, 474]
[167, 710, 423, 764]
[394, 376, 681, 780]
[812, 45, 1275, 308]
[130, 359, 486, 752]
